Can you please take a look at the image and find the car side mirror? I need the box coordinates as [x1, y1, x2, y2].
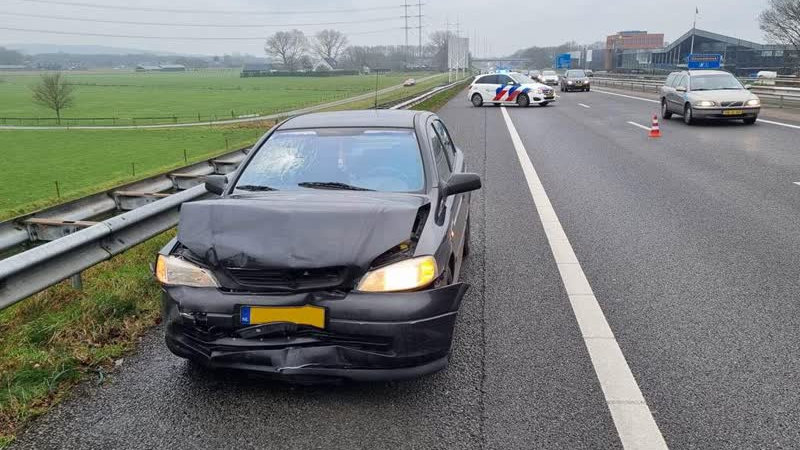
[442, 173, 482, 197]
[204, 174, 228, 195]
[676, 86, 687, 92]
[745, 84, 753, 90]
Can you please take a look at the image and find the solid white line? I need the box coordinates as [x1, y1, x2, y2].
[757, 118, 800, 130]
[794, 182, 800, 186]
[593, 89, 660, 104]
[578, 103, 591, 108]
[626, 121, 652, 131]
[500, 106, 668, 450]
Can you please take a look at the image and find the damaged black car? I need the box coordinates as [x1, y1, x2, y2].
[155, 110, 481, 382]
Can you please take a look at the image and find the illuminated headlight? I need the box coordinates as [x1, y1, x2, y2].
[746, 98, 761, 107]
[567, 81, 574, 85]
[534, 88, 544, 94]
[695, 100, 716, 107]
[584, 79, 590, 84]
[357, 256, 437, 292]
[155, 255, 219, 287]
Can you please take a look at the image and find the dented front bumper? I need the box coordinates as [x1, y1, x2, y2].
[162, 283, 468, 381]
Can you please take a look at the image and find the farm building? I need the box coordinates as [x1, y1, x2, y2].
[241, 63, 273, 77]
[159, 64, 186, 72]
[135, 65, 161, 72]
[312, 57, 338, 72]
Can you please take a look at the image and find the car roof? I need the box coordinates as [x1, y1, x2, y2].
[278, 110, 423, 130]
[687, 70, 732, 76]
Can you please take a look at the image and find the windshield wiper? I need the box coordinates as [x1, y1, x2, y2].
[298, 181, 374, 191]
[235, 184, 278, 192]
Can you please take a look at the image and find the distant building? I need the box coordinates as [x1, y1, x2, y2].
[312, 57, 338, 72]
[159, 64, 186, 72]
[241, 63, 273, 77]
[605, 31, 665, 71]
[0, 64, 30, 71]
[135, 65, 161, 72]
[607, 28, 798, 75]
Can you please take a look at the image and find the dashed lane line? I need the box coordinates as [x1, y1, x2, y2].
[578, 103, 591, 108]
[757, 118, 800, 130]
[501, 106, 669, 450]
[626, 121, 652, 131]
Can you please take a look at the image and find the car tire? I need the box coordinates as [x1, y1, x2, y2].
[471, 93, 483, 107]
[661, 100, 673, 119]
[493, 103, 500, 107]
[683, 104, 694, 125]
[586, 87, 591, 92]
[517, 94, 530, 107]
[743, 117, 757, 125]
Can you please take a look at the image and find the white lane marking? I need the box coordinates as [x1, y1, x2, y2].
[596, 89, 800, 130]
[794, 182, 800, 186]
[626, 121, 652, 131]
[593, 89, 660, 104]
[757, 118, 800, 130]
[578, 103, 591, 108]
[500, 106, 668, 450]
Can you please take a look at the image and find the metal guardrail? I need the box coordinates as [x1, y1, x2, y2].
[591, 77, 800, 108]
[0, 81, 465, 310]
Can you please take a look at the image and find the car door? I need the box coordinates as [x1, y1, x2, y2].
[429, 118, 468, 281]
[661, 73, 676, 105]
[494, 74, 517, 104]
[668, 74, 687, 111]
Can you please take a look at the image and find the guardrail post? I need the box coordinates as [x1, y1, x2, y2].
[71, 273, 83, 291]
[781, 95, 784, 108]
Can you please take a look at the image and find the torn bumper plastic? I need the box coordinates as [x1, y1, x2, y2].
[162, 283, 468, 381]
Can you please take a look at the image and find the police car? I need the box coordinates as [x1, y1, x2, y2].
[468, 72, 556, 107]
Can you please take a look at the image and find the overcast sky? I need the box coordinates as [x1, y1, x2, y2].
[0, 0, 770, 56]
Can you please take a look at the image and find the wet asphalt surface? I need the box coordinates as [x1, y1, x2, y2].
[11, 88, 800, 449]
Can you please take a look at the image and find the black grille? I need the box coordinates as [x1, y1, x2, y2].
[721, 101, 744, 107]
[225, 266, 347, 291]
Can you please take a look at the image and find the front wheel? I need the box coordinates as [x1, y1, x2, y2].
[743, 117, 757, 125]
[683, 104, 695, 125]
[517, 94, 530, 107]
[471, 93, 484, 107]
[661, 100, 673, 119]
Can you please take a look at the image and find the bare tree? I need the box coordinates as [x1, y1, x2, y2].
[265, 30, 308, 71]
[428, 30, 455, 71]
[760, 0, 800, 51]
[31, 72, 75, 124]
[313, 29, 348, 61]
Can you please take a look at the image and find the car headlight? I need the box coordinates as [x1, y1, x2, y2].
[357, 256, 437, 292]
[746, 98, 761, 107]
[695, 100, 716, 107]
[567, 81, 573, 85]
[155, 255, 219, 287]
[534, 88, 543, 94]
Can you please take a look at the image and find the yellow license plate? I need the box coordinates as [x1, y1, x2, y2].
[723, 109, 744, 116]
[240, 305, 326, 328]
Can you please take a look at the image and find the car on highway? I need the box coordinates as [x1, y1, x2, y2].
[156, 109, 481, 382]
[560, 69, 591, 92]
[528, 70, 542, 81]
[403, 78, 417, 87]
[660, 70, 761, 125]
[584, 69, 594, 77]
[468, 72, 556, 107]
[540, 69, 560, 85]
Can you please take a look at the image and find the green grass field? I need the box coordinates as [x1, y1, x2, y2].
[0, 125, 266, 219]
[0, 70, 435, 125]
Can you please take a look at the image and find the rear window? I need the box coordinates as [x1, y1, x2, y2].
[235, 128, 425, 193]
[543, 70, 556, 76]
[477, 75, 497, 84]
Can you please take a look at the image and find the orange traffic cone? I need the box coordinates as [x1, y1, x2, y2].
[648, 115, 661, 138]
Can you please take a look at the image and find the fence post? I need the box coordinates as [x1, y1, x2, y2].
[71, 273, 83, 291]
[780, 95, 784, 108]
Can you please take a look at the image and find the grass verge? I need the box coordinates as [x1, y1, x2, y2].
[0, 74, 462, 449]
[0, 231, 174, 448]
[411, 80, 471, 112]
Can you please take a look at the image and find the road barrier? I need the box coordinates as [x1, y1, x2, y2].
[0, 80, 466, 310]
[591, 76, 800, 108]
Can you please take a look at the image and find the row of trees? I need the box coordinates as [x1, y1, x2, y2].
[265, 28, 454, 71]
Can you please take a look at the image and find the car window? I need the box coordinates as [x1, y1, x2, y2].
[665, 73, 676, 87]
[676, 75, 688, 89]
[542, 70, 556, 76]
[510, 73, 534, 84]
[432, 120, 457, 158]
[235, 128, 425, 193]
[496, 74, 514, 85]
[429, 124, 452, 181]
[478, 75, 497, 84]
[567, 70, 586, 77]
[690, 74, 743, 91]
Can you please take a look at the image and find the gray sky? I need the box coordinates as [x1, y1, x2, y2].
[0, 0, 770, 56]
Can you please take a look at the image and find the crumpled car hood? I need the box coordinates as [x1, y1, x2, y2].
[177, 191, 428, 271]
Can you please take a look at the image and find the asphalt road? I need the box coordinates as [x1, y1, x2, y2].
[11, 88, 800, 449]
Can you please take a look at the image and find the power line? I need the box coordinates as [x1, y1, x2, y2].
[0, 12, 403, 28]
[0, 26, 402, 40]
[21, 0, 403, 15]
